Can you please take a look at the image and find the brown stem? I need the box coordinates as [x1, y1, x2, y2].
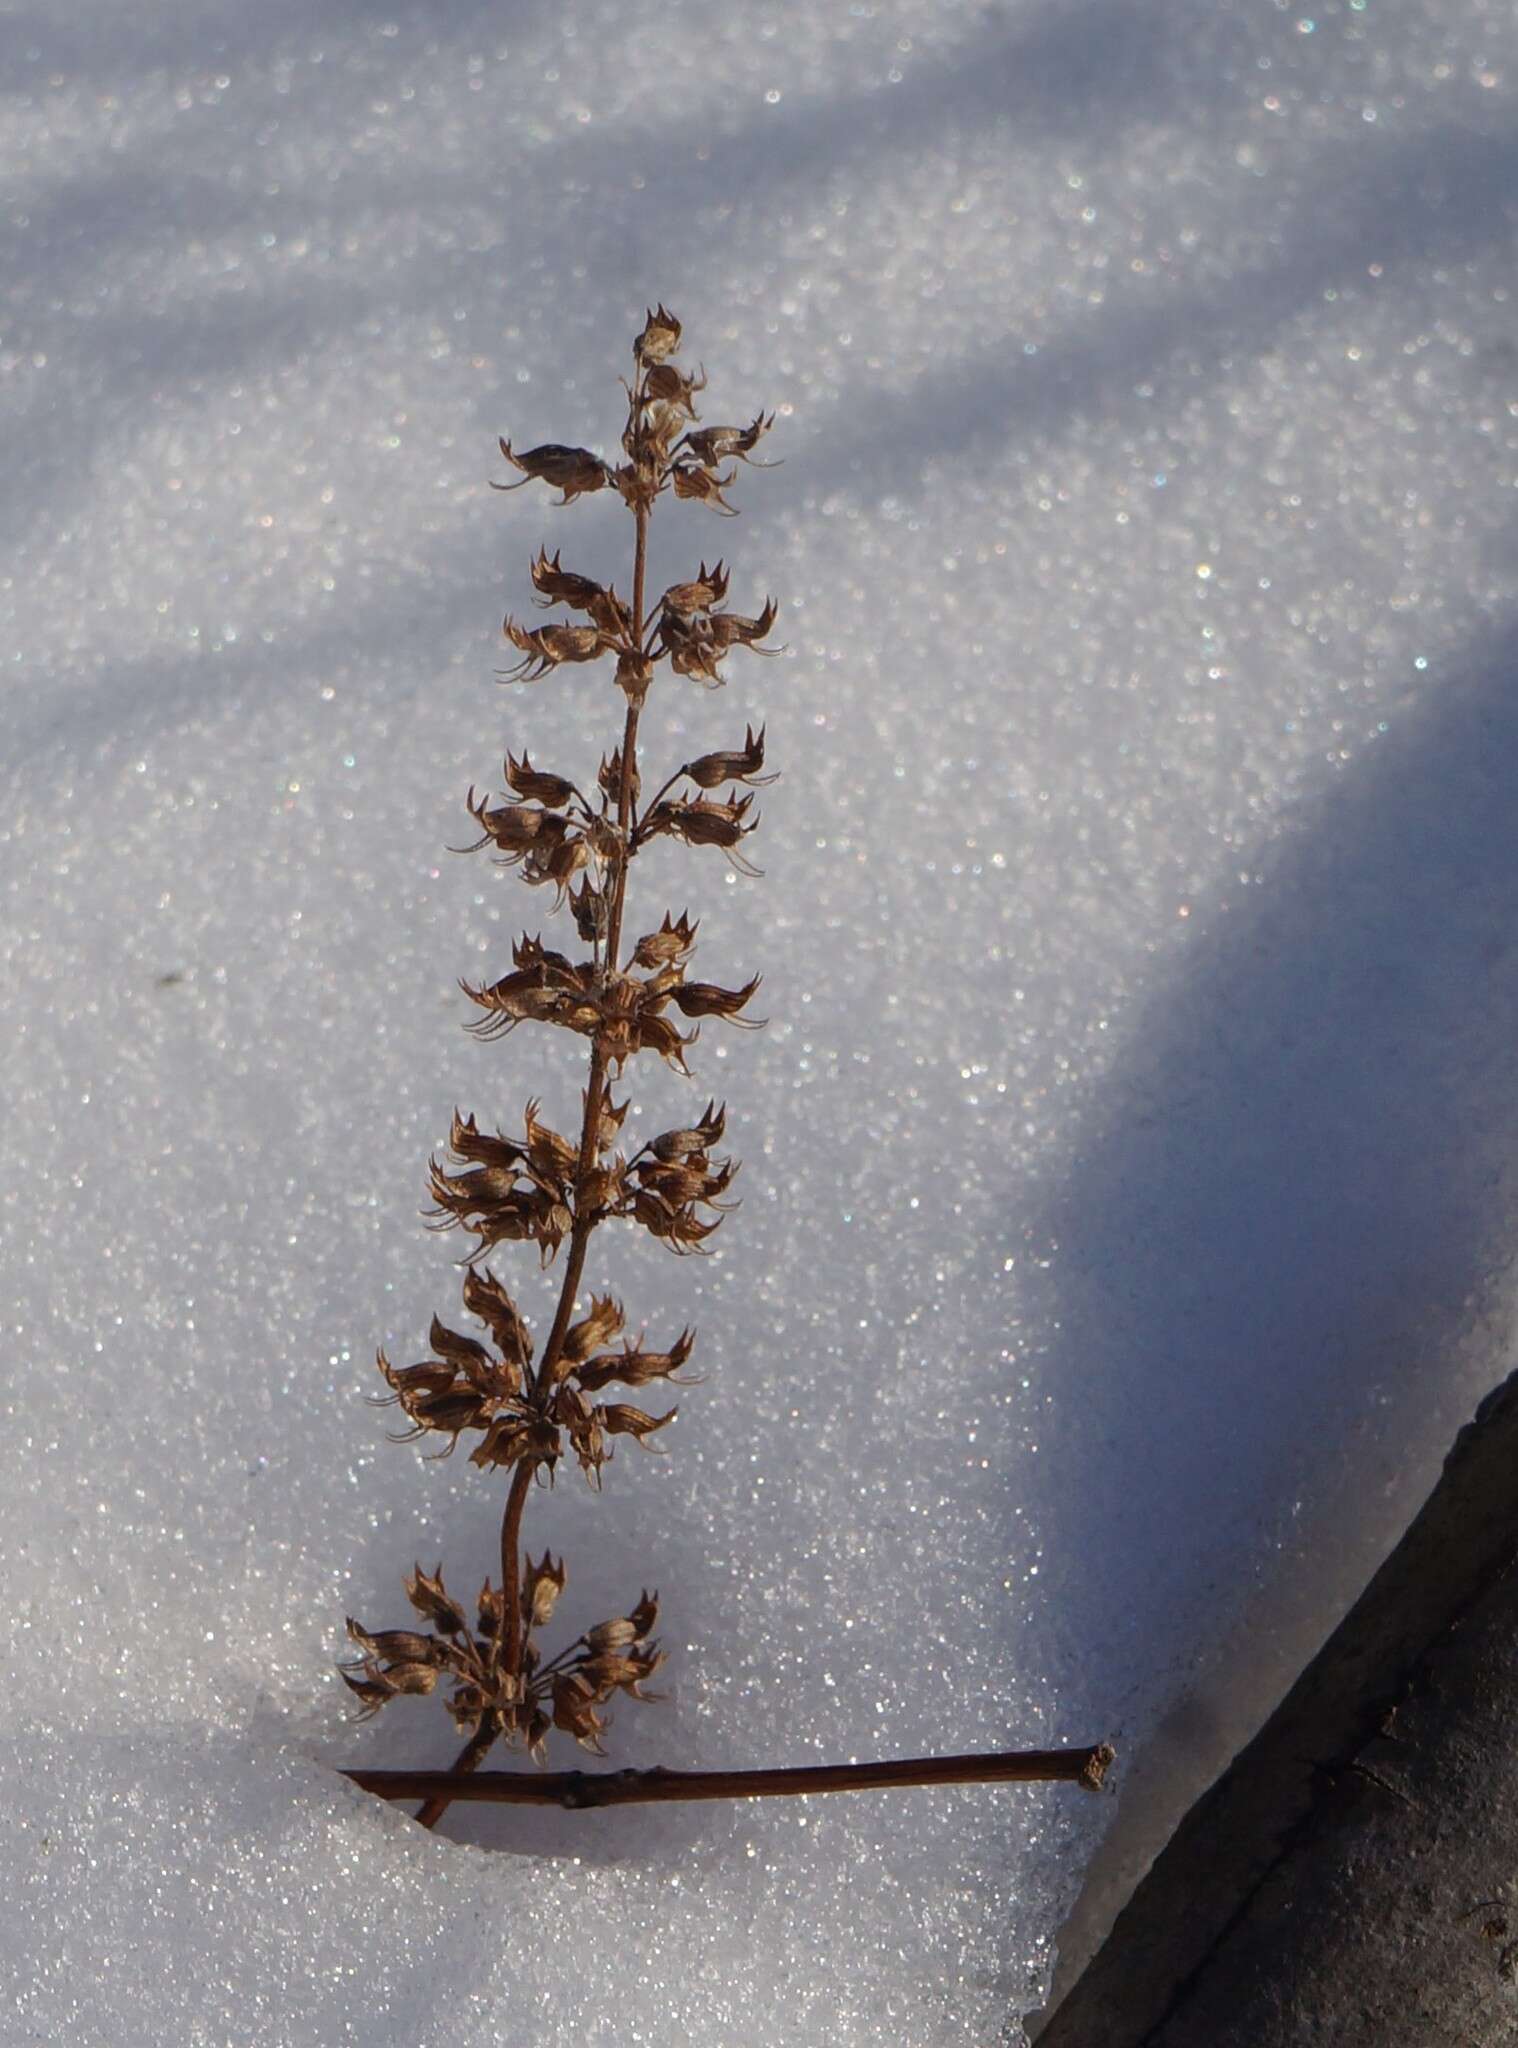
[498, 1459, 534, 1674]
[414, 1717, 502, 1830]
[526, 457, 651, 1392]
[352, 1743, 1117, 1815]
[427, 387, 657, 1833]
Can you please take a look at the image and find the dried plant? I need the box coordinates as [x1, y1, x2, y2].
[341, 308, 1113, 1828]
[342, 306, 781, 1824]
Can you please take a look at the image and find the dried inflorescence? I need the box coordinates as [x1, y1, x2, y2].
[343, 307, 779, 1815]
[344, 1567, 662, 1758]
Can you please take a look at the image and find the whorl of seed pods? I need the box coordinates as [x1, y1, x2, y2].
[342, 308, 779, 1792]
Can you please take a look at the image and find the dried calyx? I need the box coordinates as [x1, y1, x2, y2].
[342, 307, 779, 1820]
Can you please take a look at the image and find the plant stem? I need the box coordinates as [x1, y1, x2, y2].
[499, 1459, 533, 1671]
[414, 1716, 502, 1830]
[419, 413, 653, 1833]
[356, 1743, 1116, 1815]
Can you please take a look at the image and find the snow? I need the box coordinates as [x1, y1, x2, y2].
[5, 0, 1518, 2040]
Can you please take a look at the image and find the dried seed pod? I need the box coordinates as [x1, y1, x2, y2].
[615, 650, 655, 703]
[589, 586, 634, 638]
[660, 561, 729, 614]
[476, 1580, 505, 1639]
[346, 1622, 438, 1666]
[502, 618, 616, 681]
[524, 1551, 567, 1626]
[602, 1402, 678, 1446]
[523, 1098, 578, 1186]
[661, 610, 725, 687]
[630, 910, 699, 969]
[494, 441, 613, 503]
[599, 744, 640, 811]
[682, 412, 777, 468]
[672, 462, 740, 516]
[684, 725, 777, 789]
[341, 1670, 399, 1716]
[587, 1083, 630, 1154]
[427, 1316, 495, 1382]
[460, 1266, 534, 1371]
[634, 303, 682, 363]
[529, 547, 607, 612]
[632, 1009, 698, 1075]
[643, 361, 706, 419]
[671, 974, 764, 1027]
[642, 792, 761, 872]
[710, 598, 780, 653]
[651, 1100, 726, 1159]
[586, 1617, 639, 1653]
[404, 1565, 469, 1635]
[504, 749, 577, 808]
[576, 1328, 697, 1392]
[562, 1294, 626, 1369]
[567, 877, 605, 945]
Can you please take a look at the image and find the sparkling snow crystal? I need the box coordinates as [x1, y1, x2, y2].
[5, 1, 1518, 2042]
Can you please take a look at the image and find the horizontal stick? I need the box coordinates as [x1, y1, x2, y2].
[344, 1743, 1116, 1812]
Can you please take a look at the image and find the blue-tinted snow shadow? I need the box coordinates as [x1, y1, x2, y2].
[811, 120, 1518, 500]
[20, 0, 1515, 568]
[999, 622, 1518, 1761]
[0, 0, 1216, 568]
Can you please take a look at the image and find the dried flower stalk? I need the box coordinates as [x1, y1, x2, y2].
[342, 307, 780, 1826]
[341, 307, 1115, 1831]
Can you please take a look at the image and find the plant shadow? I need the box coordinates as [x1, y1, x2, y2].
[1001, 618, 1518, 2005]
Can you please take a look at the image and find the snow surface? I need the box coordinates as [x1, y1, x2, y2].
[5, 0, 1518, 2040]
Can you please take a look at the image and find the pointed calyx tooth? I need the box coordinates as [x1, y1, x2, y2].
[404, 1564, 469, 1635]
[672, 462, 740, 516]
[555, 1382, 609, 1483]
[642, 361, 706, 420]
[684, 724, 777, 789]
[461, 1265, 534, 1370]
[568, 876, 606, 945]
[601, 1401, 678, 1446]
[634, 303, 682, 363]
[660, 610, 726, 687]
[523, 1096, 578, 1182]
[529, 547, 604, 611]
[470, 1410, 561, 1471]
[630, 910, 699, 969]
[615, 649, 655, 704]
[493, 441, 613, 503]
[630, 1186, 724, 1253]
[612, 461, 660, 515]
[502, 617, 617, 681]
[525, 1551, 567, 1626]
[710, 598, 780, 653]
[503, 749, 576, 809]
[651, 1099, 726, 1160]
[671, 974, 764, 1027]
[476, 1578, 505, 1639]
[561, 1293, 626, 1368]
[426, 1142, 574, 1263]
[682, 412, 778, 469]
[598, 744, 640, 811]
[639, 791, 761, 872]
[586, 1082, 630, 1155]
[575, 1326, 697, 1392]
[374, 1338, 505, 1443]
[660, 560, 730, 614]
[449, 1106, 526, 1171]
[427, 1313, 495, 1381]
